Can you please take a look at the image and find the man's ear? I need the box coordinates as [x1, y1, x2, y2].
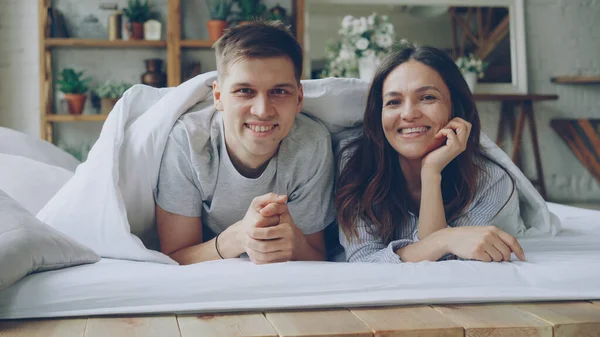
[213, 80, 224, 111]
[296, 84, 304, 115]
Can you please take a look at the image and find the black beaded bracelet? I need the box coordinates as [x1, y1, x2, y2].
[215, 232, 225, 259]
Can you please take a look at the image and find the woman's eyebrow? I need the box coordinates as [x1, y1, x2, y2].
[415, 86, 442, 94]
[383, 91, 402, 98]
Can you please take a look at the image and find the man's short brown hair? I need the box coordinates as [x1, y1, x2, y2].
[214, 21, 303, 82]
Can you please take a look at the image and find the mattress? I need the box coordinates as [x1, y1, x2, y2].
[1, 203, 599, 319]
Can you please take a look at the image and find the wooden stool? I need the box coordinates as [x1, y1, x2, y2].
[473, 94, 559, 199]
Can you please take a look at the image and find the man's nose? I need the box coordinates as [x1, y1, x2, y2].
[250, 95, 274, 118]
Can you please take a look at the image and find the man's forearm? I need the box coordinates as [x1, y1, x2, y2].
[169, 225, 244, 265]
[292, 235, 326, 261]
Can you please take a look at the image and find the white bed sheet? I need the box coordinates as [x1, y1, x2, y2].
[1, 203, 599, 319]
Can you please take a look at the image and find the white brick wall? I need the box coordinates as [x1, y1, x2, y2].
[0, 0, 40, 136]
[0, 0, 598, 201]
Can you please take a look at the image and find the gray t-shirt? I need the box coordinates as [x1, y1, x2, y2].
[156, 105, 336, 237]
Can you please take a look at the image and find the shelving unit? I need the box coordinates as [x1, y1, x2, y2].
[551, 76, 600, 84]
[38, 0, 214, 143]
[45, 38, 168, 48]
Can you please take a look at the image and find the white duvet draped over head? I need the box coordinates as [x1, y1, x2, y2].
[37, 71, 561, 263]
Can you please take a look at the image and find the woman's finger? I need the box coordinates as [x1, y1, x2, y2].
[474, 249, 493, 262]
[490, 236, 512, 261]
[442, 128, 461, 150]
[445, 120, 471, 142]
[497, 230, 526, 261]
[484, 244, 504, 262]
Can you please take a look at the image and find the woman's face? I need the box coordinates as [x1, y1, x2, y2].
[381, 60, 452, 161]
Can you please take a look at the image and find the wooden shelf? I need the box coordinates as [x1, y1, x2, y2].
[45, 38, 167, 48]
[181, 40, 214, 48]
[46, 114, 108, 122]
[551, 76, 600, 84]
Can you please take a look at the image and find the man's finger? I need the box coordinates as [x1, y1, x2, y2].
[260, 202, 289, 217]
[251, 193, 287, 209]
[253, 214, 280, 228]
[247, 248, 290, 264]
[497, 230, 526, 261]
[250, 224, 285, 239]
[247, 237, 288, 253]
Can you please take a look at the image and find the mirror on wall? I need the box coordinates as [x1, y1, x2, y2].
[297, 0, 527, 94]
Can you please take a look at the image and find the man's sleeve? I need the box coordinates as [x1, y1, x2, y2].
[155, 132, 203, 217]
[287, 135, 336, 234]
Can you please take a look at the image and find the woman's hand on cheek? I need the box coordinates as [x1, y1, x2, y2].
[421, 117, 472, 175]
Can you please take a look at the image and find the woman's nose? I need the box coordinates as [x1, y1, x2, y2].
[400, 100, 421, 121]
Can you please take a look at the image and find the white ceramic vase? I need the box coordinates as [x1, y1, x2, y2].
[358, 54, 381, 82]
[463, 71, 477, 93]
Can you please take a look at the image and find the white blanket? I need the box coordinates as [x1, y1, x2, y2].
[1, 203, 596, 319]
[37, 72, 560, 263]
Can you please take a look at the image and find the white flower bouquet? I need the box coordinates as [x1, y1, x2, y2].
[323, 13, 397, 78]
[455, 53, 488, 79]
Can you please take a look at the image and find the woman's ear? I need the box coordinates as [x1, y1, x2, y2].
[213, 81, 224, 111]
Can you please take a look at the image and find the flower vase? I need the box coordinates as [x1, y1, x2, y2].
[463, 71, 477, 93]
[141, 59, 166, 88]
[358, 54, 381, 82]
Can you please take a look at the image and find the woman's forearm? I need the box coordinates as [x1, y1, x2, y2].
[417, 172, 447, 239]
[396, 227, 451, 262]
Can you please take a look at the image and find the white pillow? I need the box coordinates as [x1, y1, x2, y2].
[0, 189, 100, 290]
[0, 127, 80, 172]
[0, 154, 73, 215]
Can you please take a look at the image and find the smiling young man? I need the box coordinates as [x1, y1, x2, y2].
[155, 21, 335, 265]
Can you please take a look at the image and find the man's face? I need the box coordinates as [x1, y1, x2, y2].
[213, 56, 303, 171]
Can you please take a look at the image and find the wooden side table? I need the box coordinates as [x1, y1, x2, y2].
[473, 94, 559, 199]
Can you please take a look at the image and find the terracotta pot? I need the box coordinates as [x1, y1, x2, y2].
[127, 22, 144, 40]
[64, 93, 87, 115]
[206, 20, 228, 42]
[100, 97, 119, 115]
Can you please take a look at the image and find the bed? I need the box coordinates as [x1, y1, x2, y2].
[1, 202, 600, 336]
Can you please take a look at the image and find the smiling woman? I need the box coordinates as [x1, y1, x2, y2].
[335, 44, 526, 264]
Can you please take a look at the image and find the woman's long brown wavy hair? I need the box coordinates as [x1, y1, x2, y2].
[336, 45, 489, 243]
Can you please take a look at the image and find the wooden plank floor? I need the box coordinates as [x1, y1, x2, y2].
[1, 301, 600, 337]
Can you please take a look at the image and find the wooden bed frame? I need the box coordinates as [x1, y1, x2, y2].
[2, 301, 599, 336]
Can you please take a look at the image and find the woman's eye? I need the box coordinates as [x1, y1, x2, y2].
[385, 99, 400, 106]
[422, 95, 436, 101]
[236, 88, 253, 94]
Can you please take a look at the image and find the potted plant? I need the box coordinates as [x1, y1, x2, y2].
[56, 68, 91, 115]
[93, 82, 132, 115]
[234, 0, 266, 25]
[206, 0, 232, 42]
[123, 0, 159, 40]
[455, 53, 488, 92]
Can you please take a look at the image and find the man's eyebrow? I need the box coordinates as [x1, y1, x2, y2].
[273, 83, 296, 89]
[230, 82, 253, 87]
[229, 82, 296, 89]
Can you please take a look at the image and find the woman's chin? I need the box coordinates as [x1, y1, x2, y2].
[394, 144, 432, 160]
